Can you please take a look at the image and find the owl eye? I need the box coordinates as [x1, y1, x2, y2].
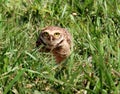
[54, 32, 60, 38]
[43, 32, 49, 37]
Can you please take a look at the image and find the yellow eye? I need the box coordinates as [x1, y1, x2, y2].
[43, 32, 49, 37]
[54, 32, 60, 38]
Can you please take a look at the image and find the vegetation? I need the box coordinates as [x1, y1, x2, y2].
[0, 0, 120, 93]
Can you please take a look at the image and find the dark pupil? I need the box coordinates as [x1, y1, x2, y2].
[44, 32, 48, 36]
[55, 33, 60, 35]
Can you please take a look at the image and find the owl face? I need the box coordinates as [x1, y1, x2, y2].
[40, 29, 64, 48]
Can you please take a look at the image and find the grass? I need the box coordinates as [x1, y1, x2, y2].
[0, 0, 120, 93]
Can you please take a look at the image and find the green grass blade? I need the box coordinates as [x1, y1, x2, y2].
[4, 69, 25, 94]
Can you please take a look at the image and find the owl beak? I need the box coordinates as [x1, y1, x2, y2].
[50, 36, 53, 41]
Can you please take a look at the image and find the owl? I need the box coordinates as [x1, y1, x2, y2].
[36, 26, 72, 63]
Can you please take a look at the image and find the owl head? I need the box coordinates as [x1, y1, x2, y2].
[38, 26, 66, 48]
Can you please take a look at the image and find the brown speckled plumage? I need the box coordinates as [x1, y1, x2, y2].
[36, 26, 72, 63]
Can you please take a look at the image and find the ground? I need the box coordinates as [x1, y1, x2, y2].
[0, 0, 120, 94]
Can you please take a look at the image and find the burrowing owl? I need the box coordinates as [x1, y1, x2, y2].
[36, 26, 72, 63]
